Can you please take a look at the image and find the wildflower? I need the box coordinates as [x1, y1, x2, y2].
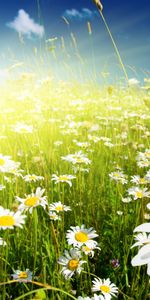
[0, 154, 20, 174]
[78, 296, 92, 300]
[66, 224, 98, 248]
[121, 197, 132, 203]
[117, 211, 123, 216]
[131, 175, 148, 185]
[49, 201, 71, 213]
[58, 248, 86, 279]
[92, 277, 118, 299]
[48, 211, 61, 221]
[0, 206, 26, 230]
[109, 171, 128, 184]
[81, 244, 100, 257]
[17, 187, 48, 213]
[111, 259, 120, 268]
[23, 174, 44, 182]
[131, 244, 150, 276]
[131, 232, 150, 248]
[0, 237, 7, 246]
[134, 223, 150, 233]
[128, 186, 150, 200]
[147, 203, 150, 210]
[61, 151, 91, 165]
[51, 174, 76, 187]
[93, 295, 105, 300]
[11, 269, 32, 282]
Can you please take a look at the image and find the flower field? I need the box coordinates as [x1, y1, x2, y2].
[0, 74, 150, 299]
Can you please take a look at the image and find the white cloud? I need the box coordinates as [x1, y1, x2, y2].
[7, 9, 44, 38]
[63, 8, 97, 21]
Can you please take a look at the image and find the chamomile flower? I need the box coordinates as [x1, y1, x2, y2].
[12, 122, 33, 134]
[92, 295, 105, 300]
[78, 297, 92, 300]
[17, 187, 48, 213]
[0, 154, 20, 174]
[131, 232, 150, 248]
[81, 244, 100, 257]
[11, 269, 32, 282]
[121, 197, 132, 203]
[58, 248, 86, 279]
[109, 171, 128, 184]
[92, 278, 118, 300]
[51, 174, 76, 187]
[23, 174, 44, 182]
[0, 206, 26, 230]
[130, 175, 148, 185]
[48, 211, 61, 221]
[128, 186, 150, 200]
[61, 151, 91, 165]
[131, 244, 150, 276]
[66, 224, 98, 248]
[49, 201, 71, 213]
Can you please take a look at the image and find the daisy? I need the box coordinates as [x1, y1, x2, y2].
[78, 296, 92, 300]
[12, 122, 33, 134]
[81, 244, 100, 257]
[0, 206, 26, 230]
[61, 151, 91, 165]
[11, 269, 32, 282]
[109, 171, 127, 185]
[92, 277, 118, 300]
[23, 174, 44, 182]
[16, 187, 48, 213]
[48, 211, 61, 221]
[66, 224, 98, 248]
[131, 232, 150, 248]
[58, 248, 86, 279]
[128, 186, 150, 200]
[131, 244, 150, 276]
[92, 295, 105, 300]
[130, 175, 148, 185]
[133, 223, 150, 233]
[147, 203, 150, 210]
[51, 174, 76, 187]
[121, 197, 132, 203]
[49, 201, 71, 213]
[0, 154, 21, 174]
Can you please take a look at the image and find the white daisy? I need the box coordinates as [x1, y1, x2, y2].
[12, 122, 33, 134]
[131, 232, 150, 248]
[109, 171, 128, 185]
[92, 277, 118, 300]
[0, 206, 26, 230]
[131, 244, 150, 275]
[58, 248, 86, 279]
[61, 151, 91, 165]
[92, 295, 105, 300]
[78, 296, 92, 300]
[81, 244, 100, 257]
[17, 187, 48, 213]
[23, 174, 44, 182]
[130, 175, 148, 185]
[66, 224, 98, 248]
[11, 269, 32, 282]
[134, 223, 150, 233]
[128, 186, 150, 200]
[121, 197, 132, 203]
[48, 211, 61, 221]
[51, 174, 76, 187]
[49, 201, 71, 213]
[0, 154, 21, 174]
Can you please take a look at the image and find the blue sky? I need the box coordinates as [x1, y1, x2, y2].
[0, 0, 150, 81]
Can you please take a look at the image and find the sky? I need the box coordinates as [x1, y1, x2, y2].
[0, 0, 150, 82]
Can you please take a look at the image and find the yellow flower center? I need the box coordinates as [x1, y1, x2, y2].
[113, 172, 120, 177]
[135, 191, 144, 198]
[145, 151, 150, 157]
[29, 175, 37, 180]
[68, 259, 79, 270]
[24, 196, 39, 207]
[100, 285, 110, 293]
[55, 205, 63, 211]
[0, 158, 5, 166]
[59, 176, 69, 181]
[82, 246, 91, 252]
[18, 271, 28, 279]
[75, 231, 89, 242]
[139, 178, 146, 184]
[0, 216, 15, 227]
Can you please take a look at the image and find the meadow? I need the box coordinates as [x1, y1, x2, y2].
[0, 68, 150, 300]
